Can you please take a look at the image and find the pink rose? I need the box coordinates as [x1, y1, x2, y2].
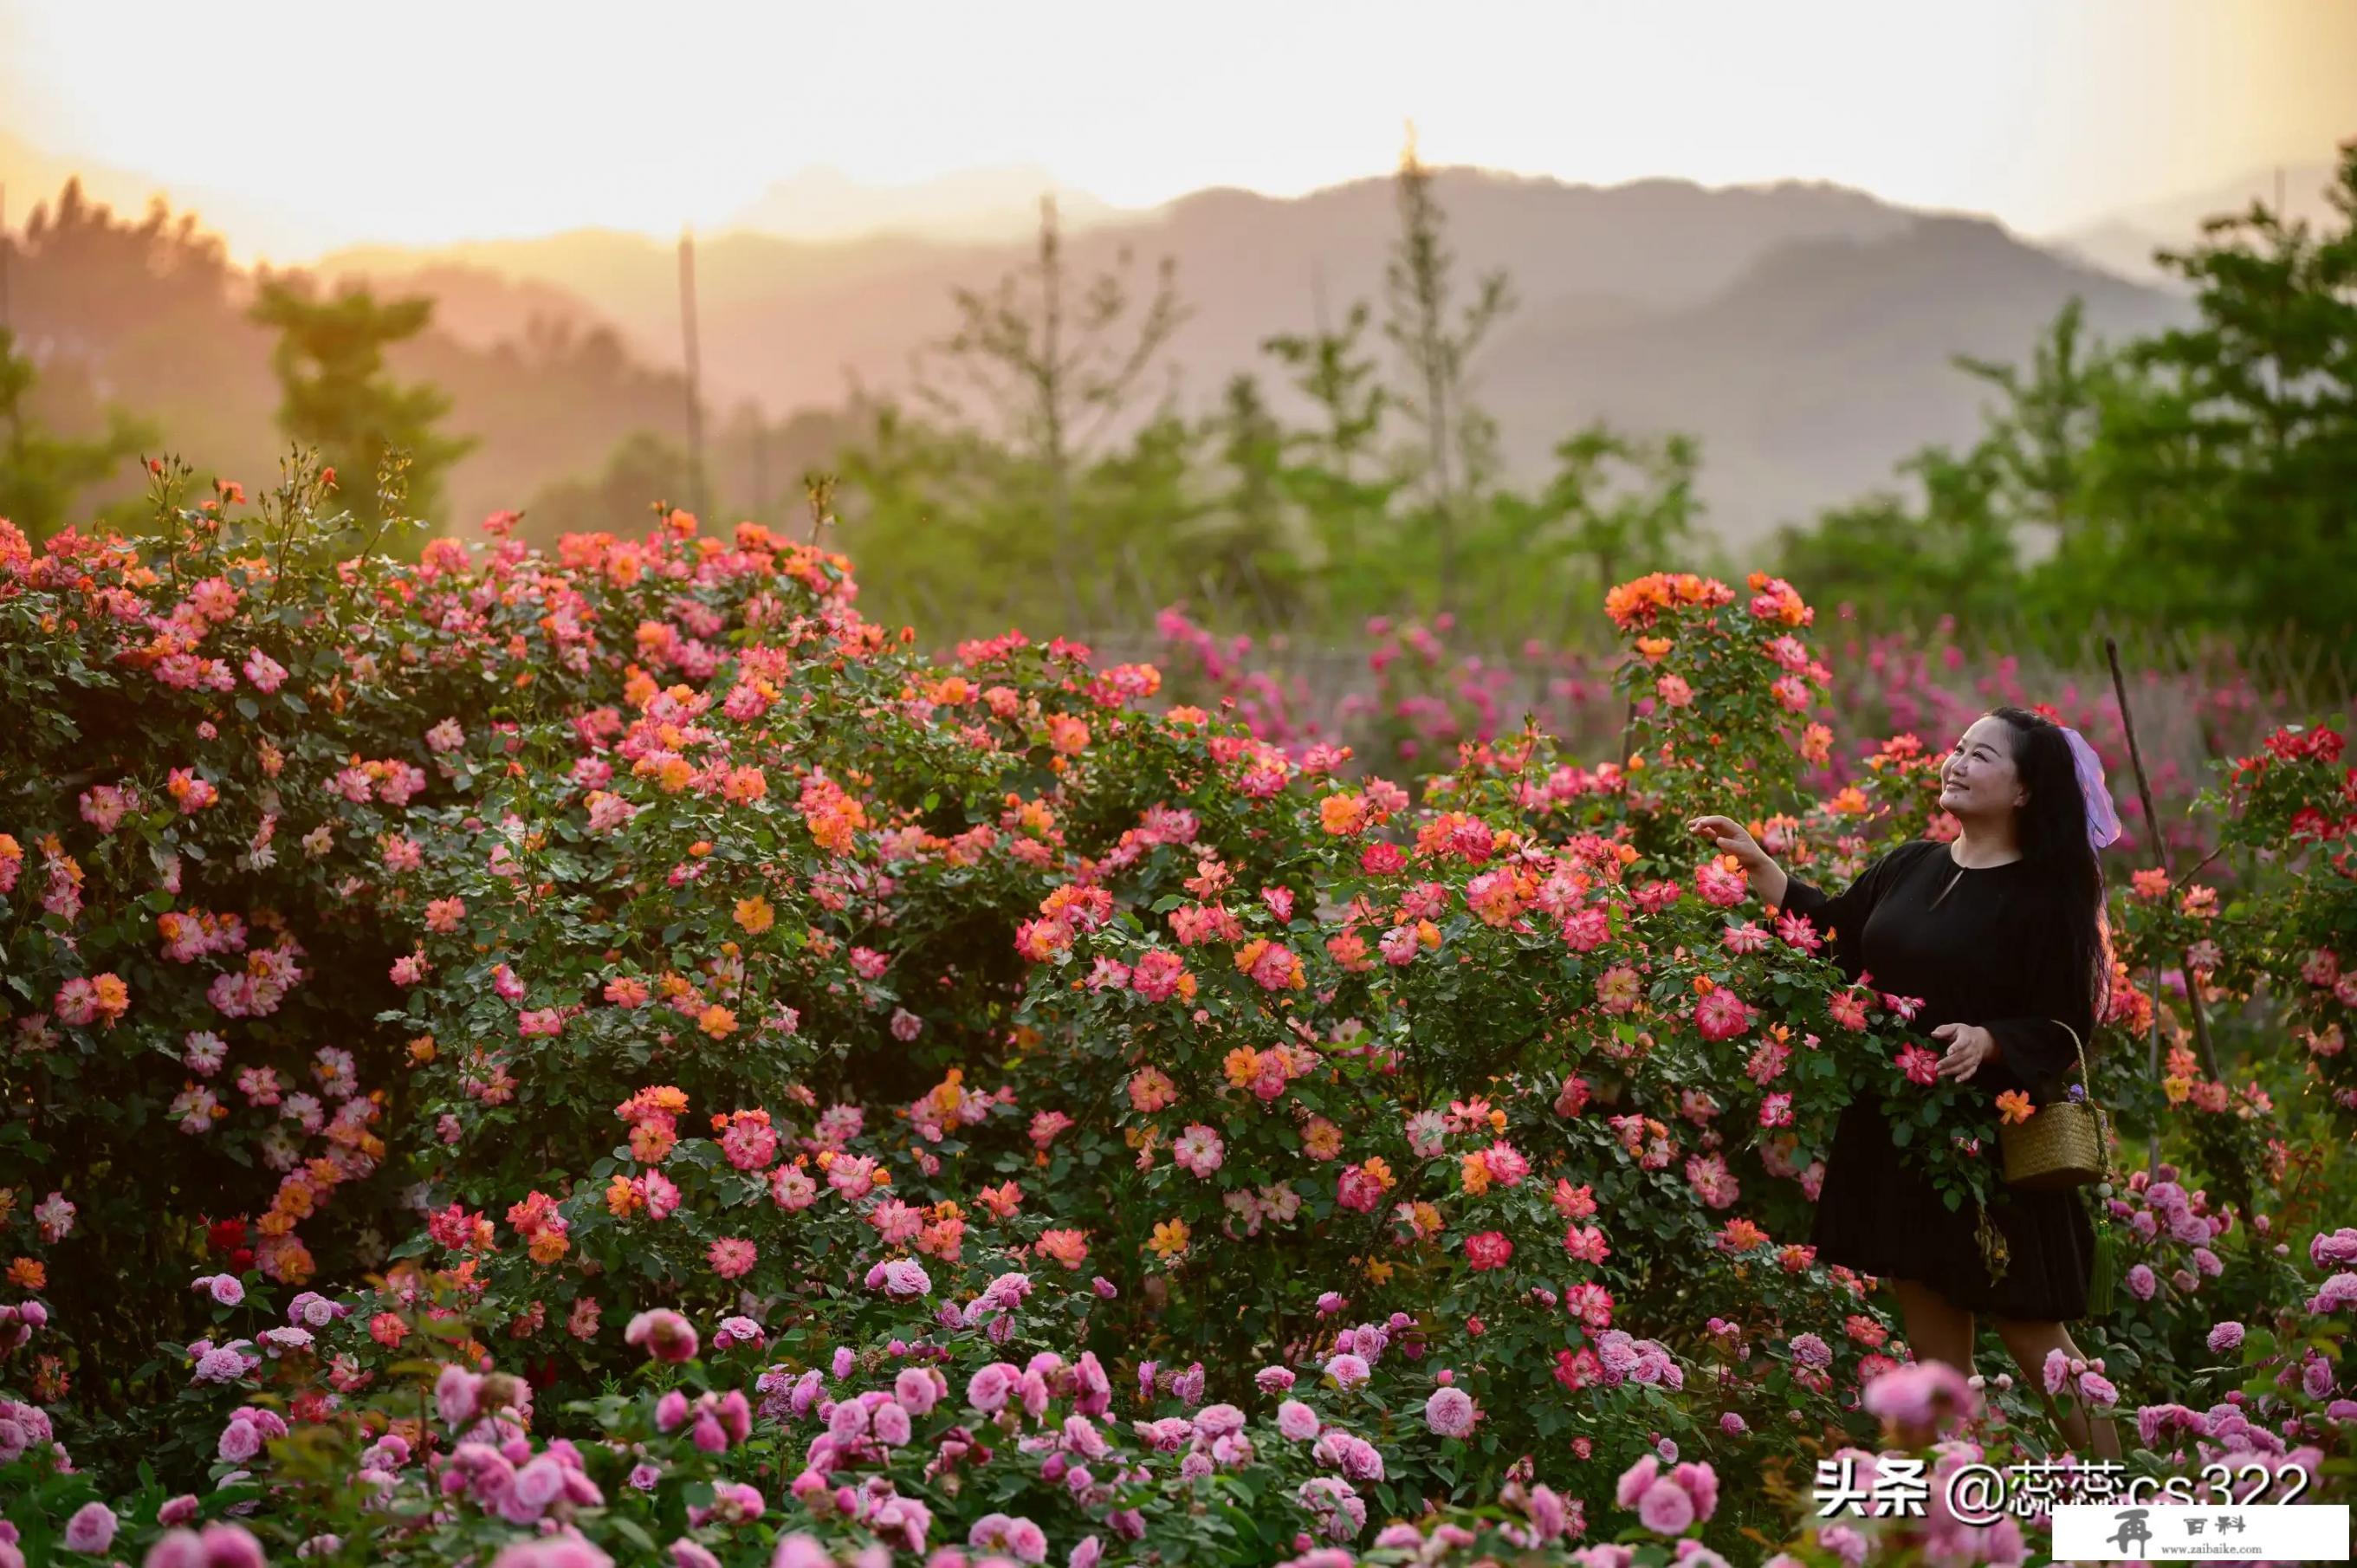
[623, 1309, 699, 1364]
[1635, 1477, 1694, 1535]
[63, 1503, 118, 1555]
[895, 1367, 940, 1416]
[216, 1418, 262, 1463]
[1424, 1386, 1477, 1437]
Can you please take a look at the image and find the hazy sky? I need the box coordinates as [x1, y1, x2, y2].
[3, 0, 2352, 260]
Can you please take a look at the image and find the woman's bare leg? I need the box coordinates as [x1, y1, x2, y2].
[1890, 1279, 1977, 1376]
[1993, 1317, 2124, 1459]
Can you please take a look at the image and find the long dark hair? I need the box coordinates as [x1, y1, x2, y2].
[1988, 704, 2114, 1028]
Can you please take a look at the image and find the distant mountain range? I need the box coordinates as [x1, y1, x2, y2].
[6, 126, 2275, 544]
[315, 168, 2188, 544]
[2054, 161, 2341, 285]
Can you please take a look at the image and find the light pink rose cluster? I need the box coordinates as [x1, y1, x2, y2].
[1616, 1454, 1719, 1537]
[442, 1435, 606, 1526]
[214, 1405, 288, 1464]
[142, 1522, 268, 1568]
[656, 1388, 754, 1454]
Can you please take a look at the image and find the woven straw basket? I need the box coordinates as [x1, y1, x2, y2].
[1997, 1020, 2110, 1191]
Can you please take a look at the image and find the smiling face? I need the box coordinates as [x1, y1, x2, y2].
[1937, 715, 2028, 820]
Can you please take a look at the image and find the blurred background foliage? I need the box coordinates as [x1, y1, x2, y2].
[2, 138, 2352, 678]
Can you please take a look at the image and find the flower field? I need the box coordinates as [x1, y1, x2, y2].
[0, 462, 2352, 1568]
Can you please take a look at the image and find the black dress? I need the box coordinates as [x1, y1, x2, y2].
[1779, 837, 2095, 1321]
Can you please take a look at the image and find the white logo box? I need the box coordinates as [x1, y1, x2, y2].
[2052, 1503, 2350, 1561]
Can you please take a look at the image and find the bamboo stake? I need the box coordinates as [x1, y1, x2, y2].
[2105, 638, 2224, 1081]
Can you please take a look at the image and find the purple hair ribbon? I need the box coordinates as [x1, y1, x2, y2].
[2060, 726, 2123, 852]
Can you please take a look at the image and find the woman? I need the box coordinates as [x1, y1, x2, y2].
[1688, 705, 2123, 1457]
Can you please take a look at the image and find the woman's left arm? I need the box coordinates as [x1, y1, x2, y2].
[1975, 900, 2099, 1094]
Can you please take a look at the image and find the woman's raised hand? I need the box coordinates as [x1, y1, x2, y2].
[1929, 1022, 1999, 1081]
[1686, 814, 1767, 871]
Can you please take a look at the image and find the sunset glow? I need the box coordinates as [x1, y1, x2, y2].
[3, 0, 2353, 261]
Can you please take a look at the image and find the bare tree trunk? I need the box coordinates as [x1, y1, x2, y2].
[678, 228, 709, 521]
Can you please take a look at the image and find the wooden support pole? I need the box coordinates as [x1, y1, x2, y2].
[2146, 959, 2164, 1176]
[2105, 638, 2224, 1083]
[678, 227, 709, 522]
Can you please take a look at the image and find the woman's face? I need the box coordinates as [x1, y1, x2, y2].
[1938, 716, 2028, 820]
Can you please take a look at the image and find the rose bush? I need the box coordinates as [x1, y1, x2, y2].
[0, 461, 2349, 1565]
[1151, 606, 2302, 877]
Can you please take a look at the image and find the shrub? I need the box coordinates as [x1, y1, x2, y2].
[0, 464, 2348, 1565]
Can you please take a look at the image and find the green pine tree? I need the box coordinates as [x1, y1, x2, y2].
[249, 277, 476, 540]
